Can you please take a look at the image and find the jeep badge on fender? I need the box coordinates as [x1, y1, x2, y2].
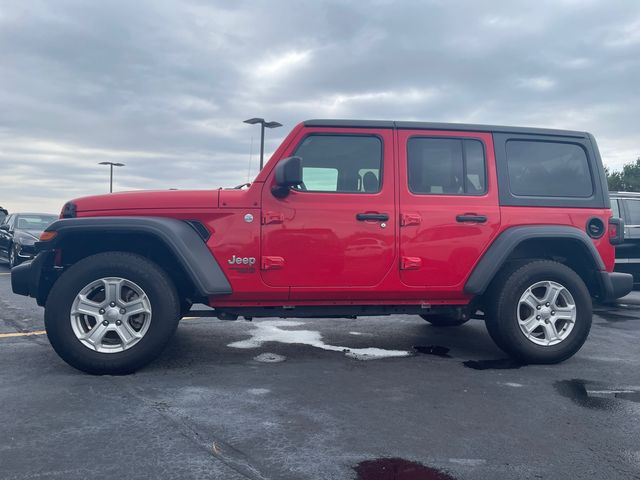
[228, 255, 256, 265]
[10, 118, 632, 374]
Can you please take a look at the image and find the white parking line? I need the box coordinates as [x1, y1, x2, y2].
[0, 330, 46, 339]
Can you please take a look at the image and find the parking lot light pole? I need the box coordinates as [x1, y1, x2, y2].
[243, 118, 282, 170]
[98, 162, 125, 193]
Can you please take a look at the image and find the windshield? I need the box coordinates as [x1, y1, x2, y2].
[15, 214, 58, 230]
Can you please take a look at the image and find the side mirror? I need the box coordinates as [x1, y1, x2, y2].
[272, 156, 303, 198]
[0, 224, 9, 231]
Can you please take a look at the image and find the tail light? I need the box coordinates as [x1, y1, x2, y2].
[608, 217, 624, 245]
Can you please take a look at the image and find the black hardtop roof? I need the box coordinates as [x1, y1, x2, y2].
[303, 119, 589, 138]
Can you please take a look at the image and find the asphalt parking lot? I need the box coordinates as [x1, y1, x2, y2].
[1, 263, 639, 480]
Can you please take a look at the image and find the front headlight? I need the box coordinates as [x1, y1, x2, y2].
[15, 234, 37, 246]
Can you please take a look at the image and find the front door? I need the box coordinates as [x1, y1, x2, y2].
[260, 128, 396, 300]
[397, 130, 501, 290]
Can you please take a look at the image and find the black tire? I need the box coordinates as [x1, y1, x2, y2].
[8, 244, 16, 268]
[45, 252, 180, 375]
[180, 299, 193, 318]
[485, 260, 592, 364]
[420, 314, 469, 327]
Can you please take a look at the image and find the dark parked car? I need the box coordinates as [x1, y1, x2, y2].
[0, 213, 58, 268]
[0, 206, 7, 223]
[610, 191, 640, 285]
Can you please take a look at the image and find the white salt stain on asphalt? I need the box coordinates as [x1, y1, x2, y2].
[448, 458, 487, 466]
[247, 388, 271, 395]
[253, 352, 286, 363]
[500, 382, 524, 388]
[229, 320, 411, 361]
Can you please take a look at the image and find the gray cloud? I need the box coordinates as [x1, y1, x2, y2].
[1, 0, 639, 212]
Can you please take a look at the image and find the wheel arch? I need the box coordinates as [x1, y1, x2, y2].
[36, 217, 231, 305]
[465, 226, 606, 299]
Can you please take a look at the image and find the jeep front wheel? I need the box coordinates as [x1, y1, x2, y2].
[45, 252, 180, 374]
[485, 260, 592, 364]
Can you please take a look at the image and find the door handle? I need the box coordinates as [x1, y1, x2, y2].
[356, 213, 389, 222]
[456, 214, 487, 223]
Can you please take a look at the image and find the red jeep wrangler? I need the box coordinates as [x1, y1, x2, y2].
[11, 119, 632, 374]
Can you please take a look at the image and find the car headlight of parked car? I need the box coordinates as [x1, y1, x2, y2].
[14, 233, 38, 257]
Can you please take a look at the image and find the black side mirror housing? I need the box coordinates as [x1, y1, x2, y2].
[0, 224, 9, 231]
[272, 156, 303, 198]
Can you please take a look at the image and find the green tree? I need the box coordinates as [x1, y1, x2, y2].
[605, 157, 640, 192]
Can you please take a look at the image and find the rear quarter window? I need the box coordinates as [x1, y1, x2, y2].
[506, 140, 593, 198]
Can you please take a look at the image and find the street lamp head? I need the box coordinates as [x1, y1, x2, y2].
[243, 117, 283, 171]
[98, 162, 126, 167]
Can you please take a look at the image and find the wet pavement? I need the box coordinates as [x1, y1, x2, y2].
[1, 263, 639, 479]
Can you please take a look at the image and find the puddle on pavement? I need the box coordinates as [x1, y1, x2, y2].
[354, 458, 456, 480]
[554, 379, 640, 410]
[462, 359, 526, 370]
[413, 345, 451, 358]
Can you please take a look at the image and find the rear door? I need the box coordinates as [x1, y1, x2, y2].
[397, 130, 501, 289]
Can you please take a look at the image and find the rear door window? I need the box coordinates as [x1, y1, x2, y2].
[506, 140, 593, 197]
[407, 137, 486, 195]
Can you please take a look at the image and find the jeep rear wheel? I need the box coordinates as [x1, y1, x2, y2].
[485, 260, 592, 364]
[45, 252, 180, 374]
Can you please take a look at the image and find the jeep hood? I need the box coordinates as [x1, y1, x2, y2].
[67, 190, 220, 214]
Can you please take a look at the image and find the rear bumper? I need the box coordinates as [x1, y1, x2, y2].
[598, 271, 633, 302]
[11, 251, 53, 303]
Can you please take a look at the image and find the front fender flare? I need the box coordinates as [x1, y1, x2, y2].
[38, 216, 231, 296]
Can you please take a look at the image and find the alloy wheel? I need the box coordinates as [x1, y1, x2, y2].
[517, 280, 577, 346]
[70, 277, 152, 353]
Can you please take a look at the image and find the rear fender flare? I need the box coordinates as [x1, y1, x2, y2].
[464, 226, 604, 296]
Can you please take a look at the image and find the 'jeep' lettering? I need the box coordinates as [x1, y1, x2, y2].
[228, 255, 256, 266]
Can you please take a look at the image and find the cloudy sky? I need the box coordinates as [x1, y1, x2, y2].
[1, 0, 639, 212]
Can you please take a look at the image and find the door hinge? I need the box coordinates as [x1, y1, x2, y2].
[262, 211, 284, 225]
[401, 256, 422, 270]
[401, 213, 422, 226]
[262, 256, 285, 270]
